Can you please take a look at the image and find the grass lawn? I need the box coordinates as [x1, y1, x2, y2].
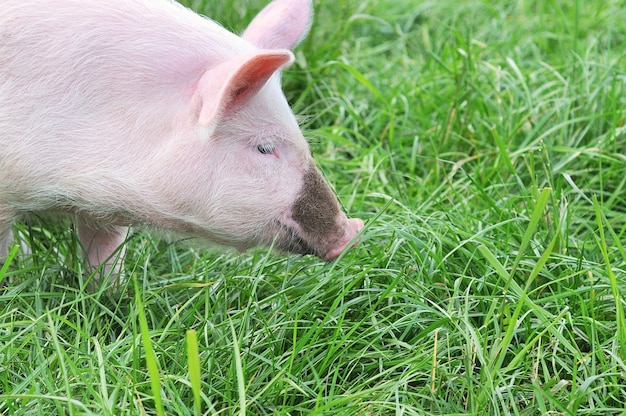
[1, 0, 625, 414]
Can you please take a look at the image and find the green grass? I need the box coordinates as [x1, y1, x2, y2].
[1, 0, 625, 414]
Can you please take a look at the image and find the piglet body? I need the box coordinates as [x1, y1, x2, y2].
[0, 0, 363, 271]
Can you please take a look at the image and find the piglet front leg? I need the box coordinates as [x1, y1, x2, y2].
[76, 218, 128, 278]
[0, 214, 13, 261]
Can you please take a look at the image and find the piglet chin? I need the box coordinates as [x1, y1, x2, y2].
[323, 218, 364, 261]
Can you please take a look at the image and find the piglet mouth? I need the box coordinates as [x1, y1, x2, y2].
[272, 225, 319, 258]
[272, 217, 364, 261]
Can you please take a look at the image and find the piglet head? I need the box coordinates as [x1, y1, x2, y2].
[185, 0, 363, 260]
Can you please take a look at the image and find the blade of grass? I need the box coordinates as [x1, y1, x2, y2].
[93, 337, 110, 410]
[186, 329, 202, 416]
[592, 195, 626, 360]
[501, 233, 558, 373]
[509, 187, 552, 279]
[46, 313, 74, 416]
[0, 244, 19, 284]
[133, 276, 164, 416]
[476, 188, 559, 407]
[230, 320, 246, 416]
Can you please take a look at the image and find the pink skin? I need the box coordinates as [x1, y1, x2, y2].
[0, 0, 363, 275]
[324, 217, 365, 261]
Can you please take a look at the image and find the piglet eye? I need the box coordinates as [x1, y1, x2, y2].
[256, 143, 275, 155]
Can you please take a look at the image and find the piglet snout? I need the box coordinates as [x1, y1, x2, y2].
[323, 217, 364, 261]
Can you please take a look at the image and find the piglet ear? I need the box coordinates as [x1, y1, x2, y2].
[195, 50, 294, 128]
[242, 0, 312, 50]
